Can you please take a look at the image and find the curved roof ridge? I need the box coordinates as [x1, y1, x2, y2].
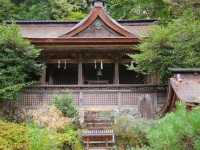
[59, 5, 139, 39]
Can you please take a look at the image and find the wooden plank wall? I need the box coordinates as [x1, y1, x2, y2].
[10, 85, 166, 109]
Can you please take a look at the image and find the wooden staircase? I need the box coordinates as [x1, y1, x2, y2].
[81, 111, 115, 150]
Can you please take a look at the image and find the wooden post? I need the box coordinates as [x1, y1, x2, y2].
[40, 65, 46, 85]
[114, 62, 119, 84]
[78, 55, 83, 85]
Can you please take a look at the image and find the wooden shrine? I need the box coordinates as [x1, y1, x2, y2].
[10, 0, 166, 117]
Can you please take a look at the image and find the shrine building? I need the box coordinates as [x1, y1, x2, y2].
[13, 0, 166, 117]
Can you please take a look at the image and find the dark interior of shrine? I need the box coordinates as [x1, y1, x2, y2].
[46, 63, 145, 85]
[119, 64, 145, 84]
[46, 64, 78, 85]
[83, 63, 114, 84]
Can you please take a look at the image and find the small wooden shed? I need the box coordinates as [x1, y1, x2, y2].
[162, 68, 200, 114]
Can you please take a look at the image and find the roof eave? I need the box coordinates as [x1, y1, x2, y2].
[26, 37, 140, 45]
[169, 68, 200, 74]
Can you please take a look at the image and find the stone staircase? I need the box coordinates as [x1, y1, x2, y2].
[81, 111, 115, 150]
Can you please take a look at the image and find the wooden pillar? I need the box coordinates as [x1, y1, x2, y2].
[40, 65, 46, 85]
[78, 60, 83, 85]
[114, 62, 119, 84]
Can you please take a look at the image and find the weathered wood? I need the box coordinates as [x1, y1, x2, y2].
[78, 60, 83, 85]
[114, 62, 119, 84]
[139, 94, 155, 119]
[40, 66, 46, 84]
[15, 85, 166, 109]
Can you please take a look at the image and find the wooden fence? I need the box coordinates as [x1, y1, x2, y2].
[11, 84, 166, 109]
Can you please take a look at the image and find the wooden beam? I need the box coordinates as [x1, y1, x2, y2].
[27, 37, 140, 45]
[47, 58, 132, 64]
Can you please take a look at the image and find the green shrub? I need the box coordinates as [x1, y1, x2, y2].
[0, 120, 29, 150]
[54, 93, 78, 118]
[148, 103, 200, 150]
[0, 120, 82, 150]
[113, 115, 150, 149]
[27, 124, 63, 150]
[61, 124, 83, 150]
[27, 123, 83, 150]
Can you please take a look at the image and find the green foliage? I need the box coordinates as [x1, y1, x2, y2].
[0, 120, 83, 150]
[54, 93, 78, 118]
[27, 124, 62, 150]
[0, 24, 41, 100]
[113, 115, 150, 149]
[1, 0, 199, 22]
[61, 124, 83, 150]
[131, 13, 200, 83]
[0, 0, 172, 22]
[107, 0, 170, 21]
[16, 1, 51, 20]
[1, 0, 87, 21]
[164, 0, 200, 19]
[27, 123, 83, 150]
[49, 0, 74, 20]
[67, 11, 87, 21]
[148, 103, 200, 150]
[0, 0, 17, 22]
[108, 0, 200, 21]
[0, 120, 29, 150]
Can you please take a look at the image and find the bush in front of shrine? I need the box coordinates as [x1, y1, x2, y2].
[54, 93, 78, 118]
[113, 103, 200, 150]
[0, 119, 29, 149]
[148, 103, 200, 150]
[113, 115, 151, 149]
[0, 119, 83, 150]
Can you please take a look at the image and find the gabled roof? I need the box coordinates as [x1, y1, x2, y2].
[16, 20, 155, 39]
[11, 2, 158, 45]
[60, 4, 138, 39]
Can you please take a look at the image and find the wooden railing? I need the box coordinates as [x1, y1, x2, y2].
[14, 84, 166, 108]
